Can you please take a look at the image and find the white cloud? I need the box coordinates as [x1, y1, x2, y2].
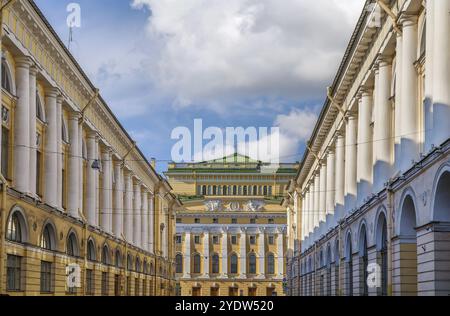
[132, 0, 365, 110]
[275, 108, 319, 142]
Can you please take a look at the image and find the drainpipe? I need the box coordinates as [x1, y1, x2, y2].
[79, 211, 88, 296]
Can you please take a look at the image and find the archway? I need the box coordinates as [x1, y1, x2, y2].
[397, 194, 418, 296]
[430, 170, 450, 295]
[359, 224, 368, 296]
[345, 232, 353, 296]
[375, 211, 388, 296]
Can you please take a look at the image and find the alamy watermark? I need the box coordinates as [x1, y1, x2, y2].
[66, 3, 81, 28]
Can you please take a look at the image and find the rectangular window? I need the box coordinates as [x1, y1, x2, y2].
[231, 218, 238, 224]
[250, 218, 257, 224]
[212, 218, 219, 224]
[250, 236, 256, 245]
[126, 277, 131, 296]
[86, 269, 94, 295]
[231, 235, 238, 245]
[7, 255, 22, 292]
[212, 235, 219, 245]
[176, 218, 182, 224]
[1, 126, 10, 178]
[195, 218, 200, 224]
[143, 279, 147, 296]
[135, 278, 140, 296]
[268, 218, 275, 224]
[176, 235, 182, 244]
[114, 275, 121, 296]
[268, 235, 275, 245]
[101, 272, 109, 296]
[40, 261, 53, 293]
[194, 235, 201, 244]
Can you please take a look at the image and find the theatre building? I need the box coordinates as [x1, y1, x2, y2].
[0, 0, 180, 296]
[165, 154, 297, 296]
[286, 0, 450, 296]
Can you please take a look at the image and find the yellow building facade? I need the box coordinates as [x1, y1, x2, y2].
[0, 0, 180, 296]
[165, 154, 298, 296]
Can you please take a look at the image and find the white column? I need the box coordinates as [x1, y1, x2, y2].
[101, 149, 112, 232]
[221, 230, 228, 277]
[313, 172, 320, 228]
[94, 138, 100, 226]
[149, 193, 155, 253]
[124, 171, 133, 241]
[67, 112, 80, 218]
[28, 66, 37, 197]
[431, 0, 450, 147]
[78, 124, 84, 214]
[305, 189, 311, 237]
[133, 181, 142, 246]
[307, 187, 313, 235]
[277, 229, 284, 277]
[86, 132, 97, 226]
[374, 58, 393, 192]
[319, 163, 327, 223]
[56, 96, 63, 209]
[335, 132, 345, 211]
[326, 149, 335, 216]
[357, 90, 373, 206]
[203, 231, 210, 277]
[113, 161, 124, 237]
[258, 228, 265, 278]
[141, 190, 149, 251]
[424, 0, 434, 152]
[239, 228, 247, 278]
[344, 113, 358, 212]
[183, 231, 191, 278]
[399, 15, 419, 171]
[301, 193, 306, 239]
[44, 89, 58, 207]
[14, 57, 31, 194]
[394, 32, 403, 174]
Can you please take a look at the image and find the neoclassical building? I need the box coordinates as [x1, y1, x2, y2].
[286, 0, 450, 296]
[0, 0, 180, 296]
[165, 154, 297, 296]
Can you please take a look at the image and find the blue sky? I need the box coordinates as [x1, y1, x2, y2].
[34, 0, 364, 173]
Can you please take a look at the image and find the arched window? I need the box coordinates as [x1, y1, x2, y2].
[223, 186, 228, 196]
[193, 254, 201, 274]
[230, 253, 238, 274]
[135, 257, 141, 273]
[202, 186, 207, 195]
[41, 224, 55, 251]
[115, 250, 122, 268]
[1, 59, 13, 94]
[175, 254, 183, 274]
[102, 246, 111, 265]
[243, 186, 248, 195]
[253, 186, 257, 195]
[6, 211, 26, 243]
[233, 186, 237, 195]
[36, 94, 45, 122]
[345, 233, 353, 296]
[359, 225, 368, 296]
[66, 232, 79, 257]
[87, 240, 96, 261]
[263, 186, 268, 196]
[143, 261, 149, 275]
[211, 253, 220, 274]
[267, 253, 275, 275]
[150, 262, 154, 275]
[127, 255, 133, 271]
[213, 186, 217, 195]
[248, 253, 257, 274]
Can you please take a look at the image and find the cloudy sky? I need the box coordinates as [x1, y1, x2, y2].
[35, 0, 365, 172]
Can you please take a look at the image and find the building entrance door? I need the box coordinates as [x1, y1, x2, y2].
[248, 287, 257, 296]
[229, 287, 239, 296]
[192, 287, 202, 296]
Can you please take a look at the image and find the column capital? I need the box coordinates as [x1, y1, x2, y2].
[358, 86, 373, 98]
[68, 111, 82, 121]
[375, 54, 393, 68]
[398, 13, 418, 27]
[45, 87, 61, 98]
[29, 65, 39, 76]
[258, 227, 266, 234]
[345, 111, 358, 120]
[15, 56, 33, 68]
